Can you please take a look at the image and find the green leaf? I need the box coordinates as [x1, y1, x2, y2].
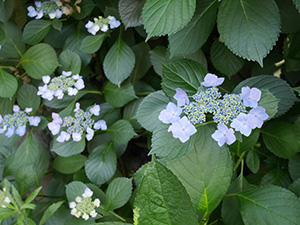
[39, 201, 65, 225]
[25, 187, 42, 204]
[236, 185, 300, 225]
[262, 121, 300, 159]
[229, 129, 260, 155]
[22, 20, 52, 45]
[105, 177, 133, 211]
[276, 0, 300, 33]
[150, 46, 171, 76]
[289, 154, 300, 181]
[0, 69, 17, 98]
[17, 82, 41, 114]
[260, 168, 291, 188]
[169, 0, 218, 57]
[103, 37, 135, 86]
[222, 175, 254, 225]
[167, 125, 233, 214]
[288, 178, 300, 197]
[0, 28, 5, 46]
[58, 49, 81, 74]
[51, 138, 86, 157]
[136, 91, 169, 132]
[52, 19, 62, 31]
[123, 98, 143, 130]
[293, 0, 300, 12]
[119, 0, 145, 28]
[142, 0, 196, 40]
[65, 181, 87, 202]
[0, 0, 13, 23]
[0, 97, 14, 115]
[20, 43, 58, 79]
[233, 75, 297, 118]
[134, 160, 198, 225]
[107, 120, 136, 145]
[217, 0, 281, 66]
[98, 103, 121, 127]
[104, 82, 137, 108]
[162, 59, 207, 99]
[81, 34, 106, 53]
[246, 150, 260, 173]
[95, 222, 132, 225]
[85, 142, 117, 185]
[150, 123, 195, 160]
[52, 154, 87, 174]
[210, 40, 245, 77]
[258, 89, 279, 120]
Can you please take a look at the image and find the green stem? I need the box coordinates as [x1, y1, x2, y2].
[79, 89, 103, 95]
[0, 66, 14, 69]
[195, 120, 215, 128]
[17, 72, 27, 80]
[234, 151, 246, 171]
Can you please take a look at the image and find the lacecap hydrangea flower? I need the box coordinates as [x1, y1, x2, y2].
[85, 16, 121, 35]
[158, 73, 269, 146]
[0, 188, 11, 208]
[0, 105, 41, 138]
[48, 103, 107, 142]
[37, 71, 84, 101]
[27, 0, 71, 19]
[69, 187, 100, 220]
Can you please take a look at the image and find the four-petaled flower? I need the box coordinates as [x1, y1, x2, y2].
[212, 123, 236, 147]
[168, 116, 197, 143]
[158, 102, 182, 124]
[173, 88, 189, 106]
[248, 106, 269, 128]
[201, 73, 225, 87]
[240, 86, 261, 108]
[230, 113, 256, 136]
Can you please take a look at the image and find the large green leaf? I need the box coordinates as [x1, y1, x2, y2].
[107, 120, 136, 145]
[58, 49, 81, 74]
[80, 34, 106, 53]
[85, 142, 117, 185]
[217, 0, 281, 66]
[229, 129, 260, 155]
[134, 160, 198, 225]
[104, 82, 137, 108]
[39, 201, 65, 225]
[262, 121, 300, 159]
[119, 0, 145, 28]
[105, 177, 132, 211]
[135, 91, 169, 132]
[142, 0, 196, 40]
[0, 69, 17, 98]
[22, 20, 52, 45]
[246, 150, 260, 173]
[103, 37, 135, 86]
[210, 40, 245, 77]
[169, 0, 218, 57]
[233, 75, 297, 117]
[260, 168, 291, 188]
[51, 138, 86, 157]
[52, 154, 87, 174]
[0, 97, 13, 116]
[65, 181, 87, 202]
[20, 43, 58, 79]
[17, 82, 41, 114]
[0, 0, 13, 23]
[258, 89, 279, 120]
[235, 185, 300, 225]
[150, 46, 171, 76]
[289, 154, 300, 181]
[167, 125, 233, 214]
[162, 59, 207, 99]
[276, 0, 300, 34]
[150, 123, 195, 160]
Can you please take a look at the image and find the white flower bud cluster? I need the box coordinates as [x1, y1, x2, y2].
[85, 15, 121, 35]
[69, 188, 100, 220]
[48, 103, 107, 142]
[37, 71, 85, 101]
[0, 105, 41, 138]
[27, 0, 71, 20]
[0, 188, 11, 208]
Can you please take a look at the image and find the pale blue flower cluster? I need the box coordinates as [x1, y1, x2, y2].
[0, 105, 40, 138]
[27, 0, 70, 19]
[37, 71, 85, 101]
[158, 73, 269, 146]
[85, 16, 121, 35]
[48, 103, 107, 143]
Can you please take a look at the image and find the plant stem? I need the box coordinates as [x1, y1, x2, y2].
[234, 151, 246, 171]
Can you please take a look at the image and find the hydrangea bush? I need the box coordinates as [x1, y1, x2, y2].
[0, 0, 300, 224]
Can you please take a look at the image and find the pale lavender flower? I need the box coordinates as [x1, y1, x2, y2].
[158, 102, 182, 124]
[108, 16, 121, 29]
[89, 105, 100, 116]
[48, 113, 62, 135]
[173, 88, 189, 106]
[54, 89, 64, 99]
[101, 24, 109, 32]
[0, 125, 7, 134]
[82, 188, 93, 198]
[62, 71, 72, 76]
[28, 116, 41, 126]
[94, 120, 107, 130]
[240, 86, 261, 108]
[13, 105, 20, 113]
[249, 106, 269, 128]
[86, 128, 94, 141]
[230, 113, 256, 136]
[15, 125, 26, 136]
[168, 116, 197, 143]
[74, 79, 85, 90]
[72, 132, 82, 142]
[67, 87, 78, 96]
[57, 131, 71, 142]
[42, 75, 51, 84]
[27, 6, 38, 17]
[0, 115, 3, 124]
[212, 123, 236, 147]
[74, 102, 81, 112]
[201, 73, 224, 87]
[25, 108, 32, 113]
[5, 127, 14, 138]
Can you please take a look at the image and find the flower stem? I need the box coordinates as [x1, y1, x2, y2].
[79, 89, 103, 95]
[195, 120, 215, 128]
